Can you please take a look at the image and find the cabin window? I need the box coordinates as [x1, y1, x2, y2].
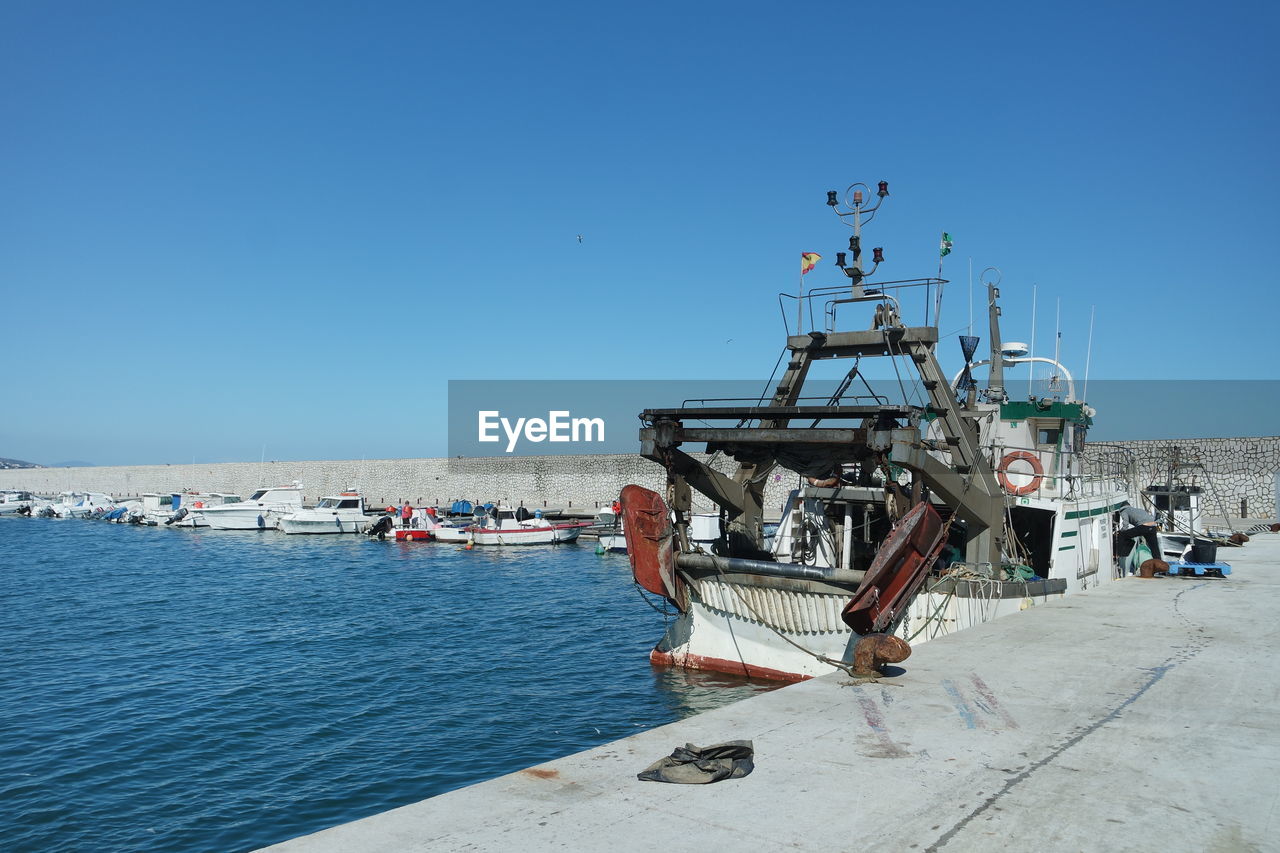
[337, 499, 359, 509]
[318, 499, 338, 508]
[1037, 427, 1061, 446]
[249, 490, 267, 500]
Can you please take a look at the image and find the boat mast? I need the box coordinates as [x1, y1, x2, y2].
[986, 281, 1006, 401]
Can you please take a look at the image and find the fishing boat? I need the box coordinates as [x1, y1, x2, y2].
[621, 180, 1136, 681]
[1139, 446, 1243, 564]
[278, 491, 370, 534]
[466, 506, 592, 546]
[200, 482, 305, 530]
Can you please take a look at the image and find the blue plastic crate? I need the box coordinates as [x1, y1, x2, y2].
[1166, 561, 1231, 577]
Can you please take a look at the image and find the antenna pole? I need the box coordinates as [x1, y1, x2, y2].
[797, 268, 803, 335]
[1054, 297, 1062, 397]
[968, 257, 973, 336]
[987, 282, 1005, 400]
[1083, 305, 1095, 401]
[1028, 284, 1037, 398]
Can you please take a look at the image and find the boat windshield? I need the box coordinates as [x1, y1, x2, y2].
[249, 490, 267, 500]
[317, 498, 339, 508]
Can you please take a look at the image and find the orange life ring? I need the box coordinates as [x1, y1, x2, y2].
[998, 451, 1044, 496]
[193, 501, 204, 508]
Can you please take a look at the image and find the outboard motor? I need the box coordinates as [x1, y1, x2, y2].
[367, 515, 394, 540]
[515, 506, 531, 522]
[165, 506, 189, 526]
[39, 506, 58, 518]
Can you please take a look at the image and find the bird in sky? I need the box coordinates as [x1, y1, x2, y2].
[577, 234, 583, 243]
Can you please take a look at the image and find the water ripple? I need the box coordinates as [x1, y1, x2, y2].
[0, 518, 778, 852]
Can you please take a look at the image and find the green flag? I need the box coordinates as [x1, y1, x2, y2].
[939, 232, 953, 258]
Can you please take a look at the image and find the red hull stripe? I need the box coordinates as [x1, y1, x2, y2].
[649, 647, 812, 683]
[469, 525, 585, 535]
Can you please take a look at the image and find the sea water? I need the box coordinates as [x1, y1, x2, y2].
[0, 519, 777, 852]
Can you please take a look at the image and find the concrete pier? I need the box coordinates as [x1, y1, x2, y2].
[264, 536, 1280, 852]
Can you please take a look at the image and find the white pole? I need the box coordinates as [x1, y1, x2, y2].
[1054, 297, 1062, 397]
[1028, 284, 1037, 398]
[968, 257, 973, 336]
[1083, 305, 1096, 401]
[797, 267, 803, 335]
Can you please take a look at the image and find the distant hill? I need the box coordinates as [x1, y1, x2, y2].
[48, 461, 95, 468]
[0, 457, 45, 469]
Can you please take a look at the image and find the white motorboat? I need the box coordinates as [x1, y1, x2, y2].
[433, 523, 476, 543]
[278, 492, 370, 534]
[136, 492, 239, 527]
[588, 506, 627, 552]
[48, 491, 115, 518]
[200, 483, 305, 530]
[0, 491, 36, 515]
[467, 506, 592, 546]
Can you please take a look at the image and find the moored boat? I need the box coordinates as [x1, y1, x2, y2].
[466, 506, 592, 546]
[200, 482, 305, 530]
[48, 491, 115, 518]
[0, 491, 37, 515]
[622, 180, 1136, 681]
[278, 491, 370, 534]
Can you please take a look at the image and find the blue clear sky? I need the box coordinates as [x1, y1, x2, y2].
[3, 1, 1276, 465]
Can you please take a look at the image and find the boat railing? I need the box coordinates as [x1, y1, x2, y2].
[977, 440, 1134, 501]
[778, 277, 948, 336]
[677, 393, 891, 413]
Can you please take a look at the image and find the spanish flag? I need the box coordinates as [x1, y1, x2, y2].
[801, 252, 822, 274]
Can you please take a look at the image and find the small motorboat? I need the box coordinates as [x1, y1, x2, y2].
[278, 491, 370, 534]
[466, 506, 592, 546]
[200, 482, 305, 530]
[0, 491, 37, 516]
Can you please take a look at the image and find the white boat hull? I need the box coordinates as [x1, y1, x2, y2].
[649, 491, 1131, 681]
[201, 507, 286, 530]
[278, 513, 368, 534]
[653, 573, 1065, 681]
[468, 523, 587, 546]
[598, 533, 627, 553]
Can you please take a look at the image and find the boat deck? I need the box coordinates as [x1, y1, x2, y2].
[261, 534, 1280, 852]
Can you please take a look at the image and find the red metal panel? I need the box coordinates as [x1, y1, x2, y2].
[620, 485, 684, 610]
[842, 502, 946, 634]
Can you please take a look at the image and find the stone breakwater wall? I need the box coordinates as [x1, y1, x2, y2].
[2, 436, 1276, 517]
[1100, 436, 1280, 518]
[0, 454, 783, 514]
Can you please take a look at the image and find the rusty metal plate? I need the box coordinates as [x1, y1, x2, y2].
[842, 501, 945, 634]
[620, 484, 683, 610]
